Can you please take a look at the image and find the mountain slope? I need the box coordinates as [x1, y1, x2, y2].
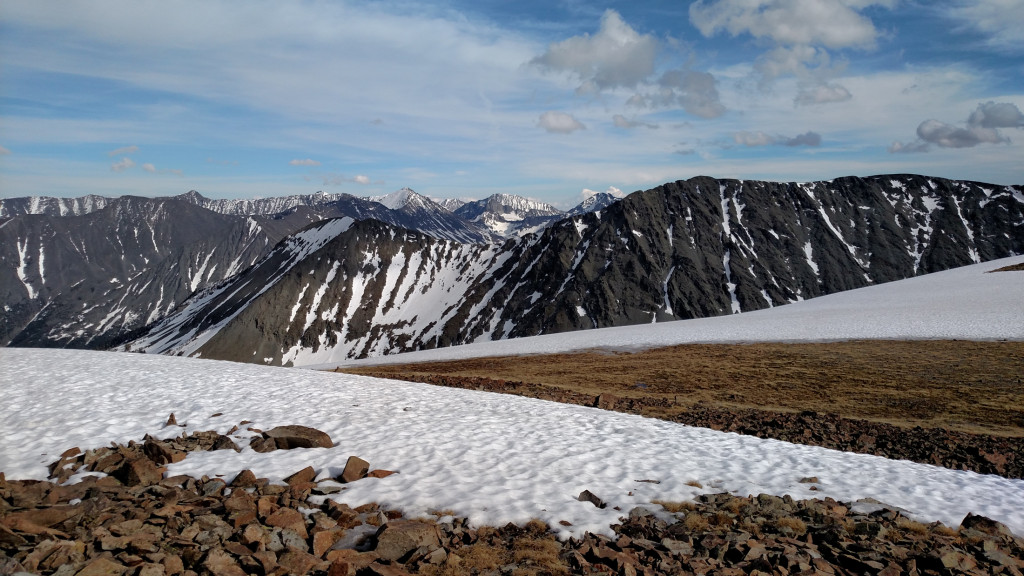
[130, 174, 1024, 364]
[454, 194, 566, 237]
[0, 196, 281, 349]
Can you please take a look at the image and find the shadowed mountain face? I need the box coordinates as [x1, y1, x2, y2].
[1, 186, 614, 349]
[0, 196, 281, 348]
[126, 175, 1023, 365]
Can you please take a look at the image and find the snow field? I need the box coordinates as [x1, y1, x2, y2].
[3, 348, 1023, 539]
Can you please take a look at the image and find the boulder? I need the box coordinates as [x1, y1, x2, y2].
[340, 456, 370, 483]
[285, 466, 318, 486]
[374, 521, 440, 562]
[264, 425, 334, 449]
[578, 489, 607, 509]
[265, 507, 309, 539]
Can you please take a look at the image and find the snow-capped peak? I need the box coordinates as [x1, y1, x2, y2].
[371, 187, 422, 210]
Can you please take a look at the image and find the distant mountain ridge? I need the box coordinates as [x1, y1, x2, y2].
[125, 174, 1023, 365]
[454, 193, 568, 237]
[0, 186, 610, 348]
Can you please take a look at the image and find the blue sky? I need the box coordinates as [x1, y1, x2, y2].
[1, 1, 1022, 207]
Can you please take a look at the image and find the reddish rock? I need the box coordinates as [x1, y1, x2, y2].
[595, 393, 619, 410]
[114, 457, 165, 487]
[74, 556, 128, 576]
[285, 466, 318, 486]
[202, 549, 246, 576]
[265, 507, 308, 540]
[230, 469, 258, 487]
[367, 469, 397, 479]
[277, 549, 323, 574]
[340, 456, 370, 483]
[313, 528, 345, 558]
[374, 520, 440, 562]
[264, 425, 334, 449]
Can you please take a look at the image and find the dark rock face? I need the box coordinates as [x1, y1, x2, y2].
[0, 196, 281, 349]
[0, 190, 493, 349]
[132, 174, 1023, 364]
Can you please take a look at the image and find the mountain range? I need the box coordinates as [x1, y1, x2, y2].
[0, 188, 613, 348]
[3, 175, 1021, 360]
[105, 174, 1023, 364]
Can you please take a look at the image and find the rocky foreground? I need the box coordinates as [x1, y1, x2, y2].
[2, 426, 1023, 576]
[355, 373, 1024, 480]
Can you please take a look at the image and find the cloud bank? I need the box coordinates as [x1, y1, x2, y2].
[890, 101, 1024, 153]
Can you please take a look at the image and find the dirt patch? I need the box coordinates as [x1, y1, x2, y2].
[990, 262, 1024, 272]
[342, 340, 1024, 437]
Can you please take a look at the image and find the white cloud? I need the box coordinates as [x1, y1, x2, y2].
[110, 157, 135, 172]
[142, 162, 156, 173]
[531, 10, 657, 93]
[538, 111, 586, 134]
[734, 131, 822, 147]
[690, 1, 895, 101]
[0, 145, 10, 155]
[107, 145, 139, 157]
[890, 101, 1023, 152]
[689, 0, 891, 49]
[289, 158, 321, 166]
[354, 174, 371, 185]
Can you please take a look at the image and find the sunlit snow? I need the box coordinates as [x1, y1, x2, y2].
[2, 255, 1023, 539]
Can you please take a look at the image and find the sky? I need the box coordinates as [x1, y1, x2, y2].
[1, 0, 1022, 207]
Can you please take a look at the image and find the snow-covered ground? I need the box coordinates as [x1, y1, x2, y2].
[3, 346, 1024, 539]
[312, 254, 1024, 369]
[3, 255, 1023, 538]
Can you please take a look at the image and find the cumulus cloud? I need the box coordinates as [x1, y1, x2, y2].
[889, 101, 1023, 153]
[613, 114, 658, 129]
[581, 186, 626, 201]
[289, 158, 321, 166]
[689, 1, 894, 101]
[969, 101, 1024, 128]
[734, 130, 822, 147]
[795, 83, 852, 106]
[689, 0, 890, 50]
[531, 10, 657, 93]
[538, 111, 586, 134]
[108, 145, 139, 157]
[0, 145, 10, 155]
[142, 163, 156, 173]
[110, 157, 135, 172]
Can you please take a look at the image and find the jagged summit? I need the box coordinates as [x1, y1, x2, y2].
[567, 192, 623, 216]
[369, 187, 425, 210]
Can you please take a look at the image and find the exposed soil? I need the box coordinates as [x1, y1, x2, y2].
[342, 340, 1024, 436]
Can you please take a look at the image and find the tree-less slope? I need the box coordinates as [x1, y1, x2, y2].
[131, 174, 1023, 364]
